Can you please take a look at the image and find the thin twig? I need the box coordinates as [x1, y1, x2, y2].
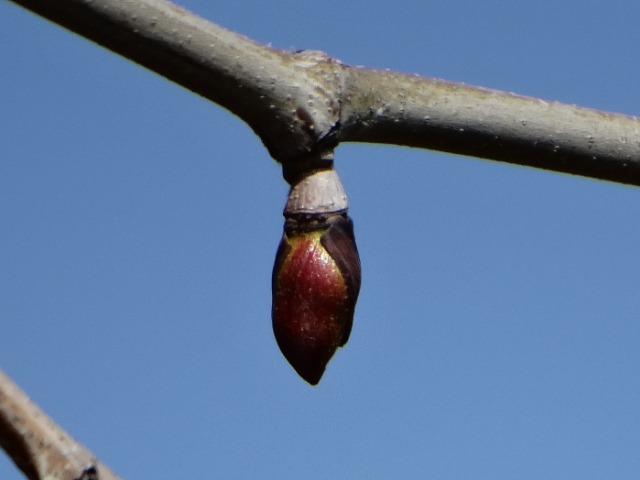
[0, 369, 120, 480]
[340, 69, 640, 185]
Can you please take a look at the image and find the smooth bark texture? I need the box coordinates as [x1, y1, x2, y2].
[8, 0, 640, 185]
[340, 70, 640, 185]
[0, 370, 120, 480]
[7, 0, 342, 162]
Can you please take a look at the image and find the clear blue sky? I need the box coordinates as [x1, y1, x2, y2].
[2, 1, 640, 478]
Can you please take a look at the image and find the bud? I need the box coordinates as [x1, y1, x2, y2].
[272, 170, 361, 385]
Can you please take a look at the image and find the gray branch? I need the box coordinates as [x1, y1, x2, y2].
[9, 0, 640, 185]
[0, 369, 120, 480]
[7, 0, 343, 161]
[340, 70, 640, 184]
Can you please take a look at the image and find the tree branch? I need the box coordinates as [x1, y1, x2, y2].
[7, 0, 342, 162]
[340, 69, 640, 185]
[0, 369, 120, 480]
[8, 0, 640, 185]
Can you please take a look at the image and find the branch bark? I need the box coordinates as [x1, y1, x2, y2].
[6, 0, 342, 162]
[0, 369, 120, 480]
[340, 70, 640, 185]
[8, 0, 640, 185]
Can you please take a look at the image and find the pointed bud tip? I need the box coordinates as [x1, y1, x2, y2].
[272, 223, 359, 385]
[281, 347, 328, 386]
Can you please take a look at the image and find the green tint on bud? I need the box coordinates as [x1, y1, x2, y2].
[272, 169, 361, 385]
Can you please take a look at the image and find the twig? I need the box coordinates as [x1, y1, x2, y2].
[340, 69, 640, 185]
[7, 0, 640, 185]
[0, 369, 120, 480]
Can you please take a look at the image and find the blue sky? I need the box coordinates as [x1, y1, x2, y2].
[2, 1, 640, 478]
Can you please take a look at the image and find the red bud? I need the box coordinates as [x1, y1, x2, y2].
[272, 215, 361, 385]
